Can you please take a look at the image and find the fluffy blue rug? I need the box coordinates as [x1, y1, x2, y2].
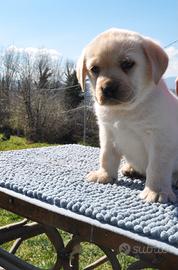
[0, 144, 178, 250]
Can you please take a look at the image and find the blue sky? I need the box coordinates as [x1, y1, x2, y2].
[0, 0, 177, 76]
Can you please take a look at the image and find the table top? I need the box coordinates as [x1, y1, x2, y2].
[0, 144, 178, 255]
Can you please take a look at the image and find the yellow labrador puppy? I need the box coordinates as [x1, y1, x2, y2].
[77, 28, 178, 203]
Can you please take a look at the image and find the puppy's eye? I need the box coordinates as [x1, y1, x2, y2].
[90, 66, 100, 75]
[120, 59, 135, 72]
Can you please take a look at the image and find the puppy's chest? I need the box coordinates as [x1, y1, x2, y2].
[112, 121, 143, 149]
[111, 121, 150, 172]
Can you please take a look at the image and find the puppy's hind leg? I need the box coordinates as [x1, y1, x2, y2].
[172, 172, 178, 188]
[121, 162, 144, 179]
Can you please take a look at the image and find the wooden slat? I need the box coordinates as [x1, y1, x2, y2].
[0, 247, 40, 270]
[0, 222, 45, 245]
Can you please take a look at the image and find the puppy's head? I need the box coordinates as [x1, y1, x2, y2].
[77, 28, 168, 106]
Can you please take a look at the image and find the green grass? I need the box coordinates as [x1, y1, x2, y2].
[0, 135, 140, 269]
[0, 134, 53, 151]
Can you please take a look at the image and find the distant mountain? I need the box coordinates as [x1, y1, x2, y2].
[165, 76, 176, 90]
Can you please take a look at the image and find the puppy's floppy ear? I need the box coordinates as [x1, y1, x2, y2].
[142, 38, 168, 84]
[76, 49, 87, 91]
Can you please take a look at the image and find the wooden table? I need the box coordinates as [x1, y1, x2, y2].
[0, 187, 178, 270]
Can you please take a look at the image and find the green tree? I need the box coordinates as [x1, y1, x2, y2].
[63, 61, 83, 110]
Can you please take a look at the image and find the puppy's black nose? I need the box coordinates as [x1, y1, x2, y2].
[102, 84, 117, 98]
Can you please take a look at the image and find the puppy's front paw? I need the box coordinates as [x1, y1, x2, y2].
[140, 187, 177, 203]
[86, 170, 114, 184]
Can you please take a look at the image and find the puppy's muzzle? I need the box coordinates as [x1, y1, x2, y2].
[97, 80, 134, 105]
[102, 82, 118, 99]
[102, 83, 117, 99]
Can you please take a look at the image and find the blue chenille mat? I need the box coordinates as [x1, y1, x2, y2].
[0, 144, 178, 249]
